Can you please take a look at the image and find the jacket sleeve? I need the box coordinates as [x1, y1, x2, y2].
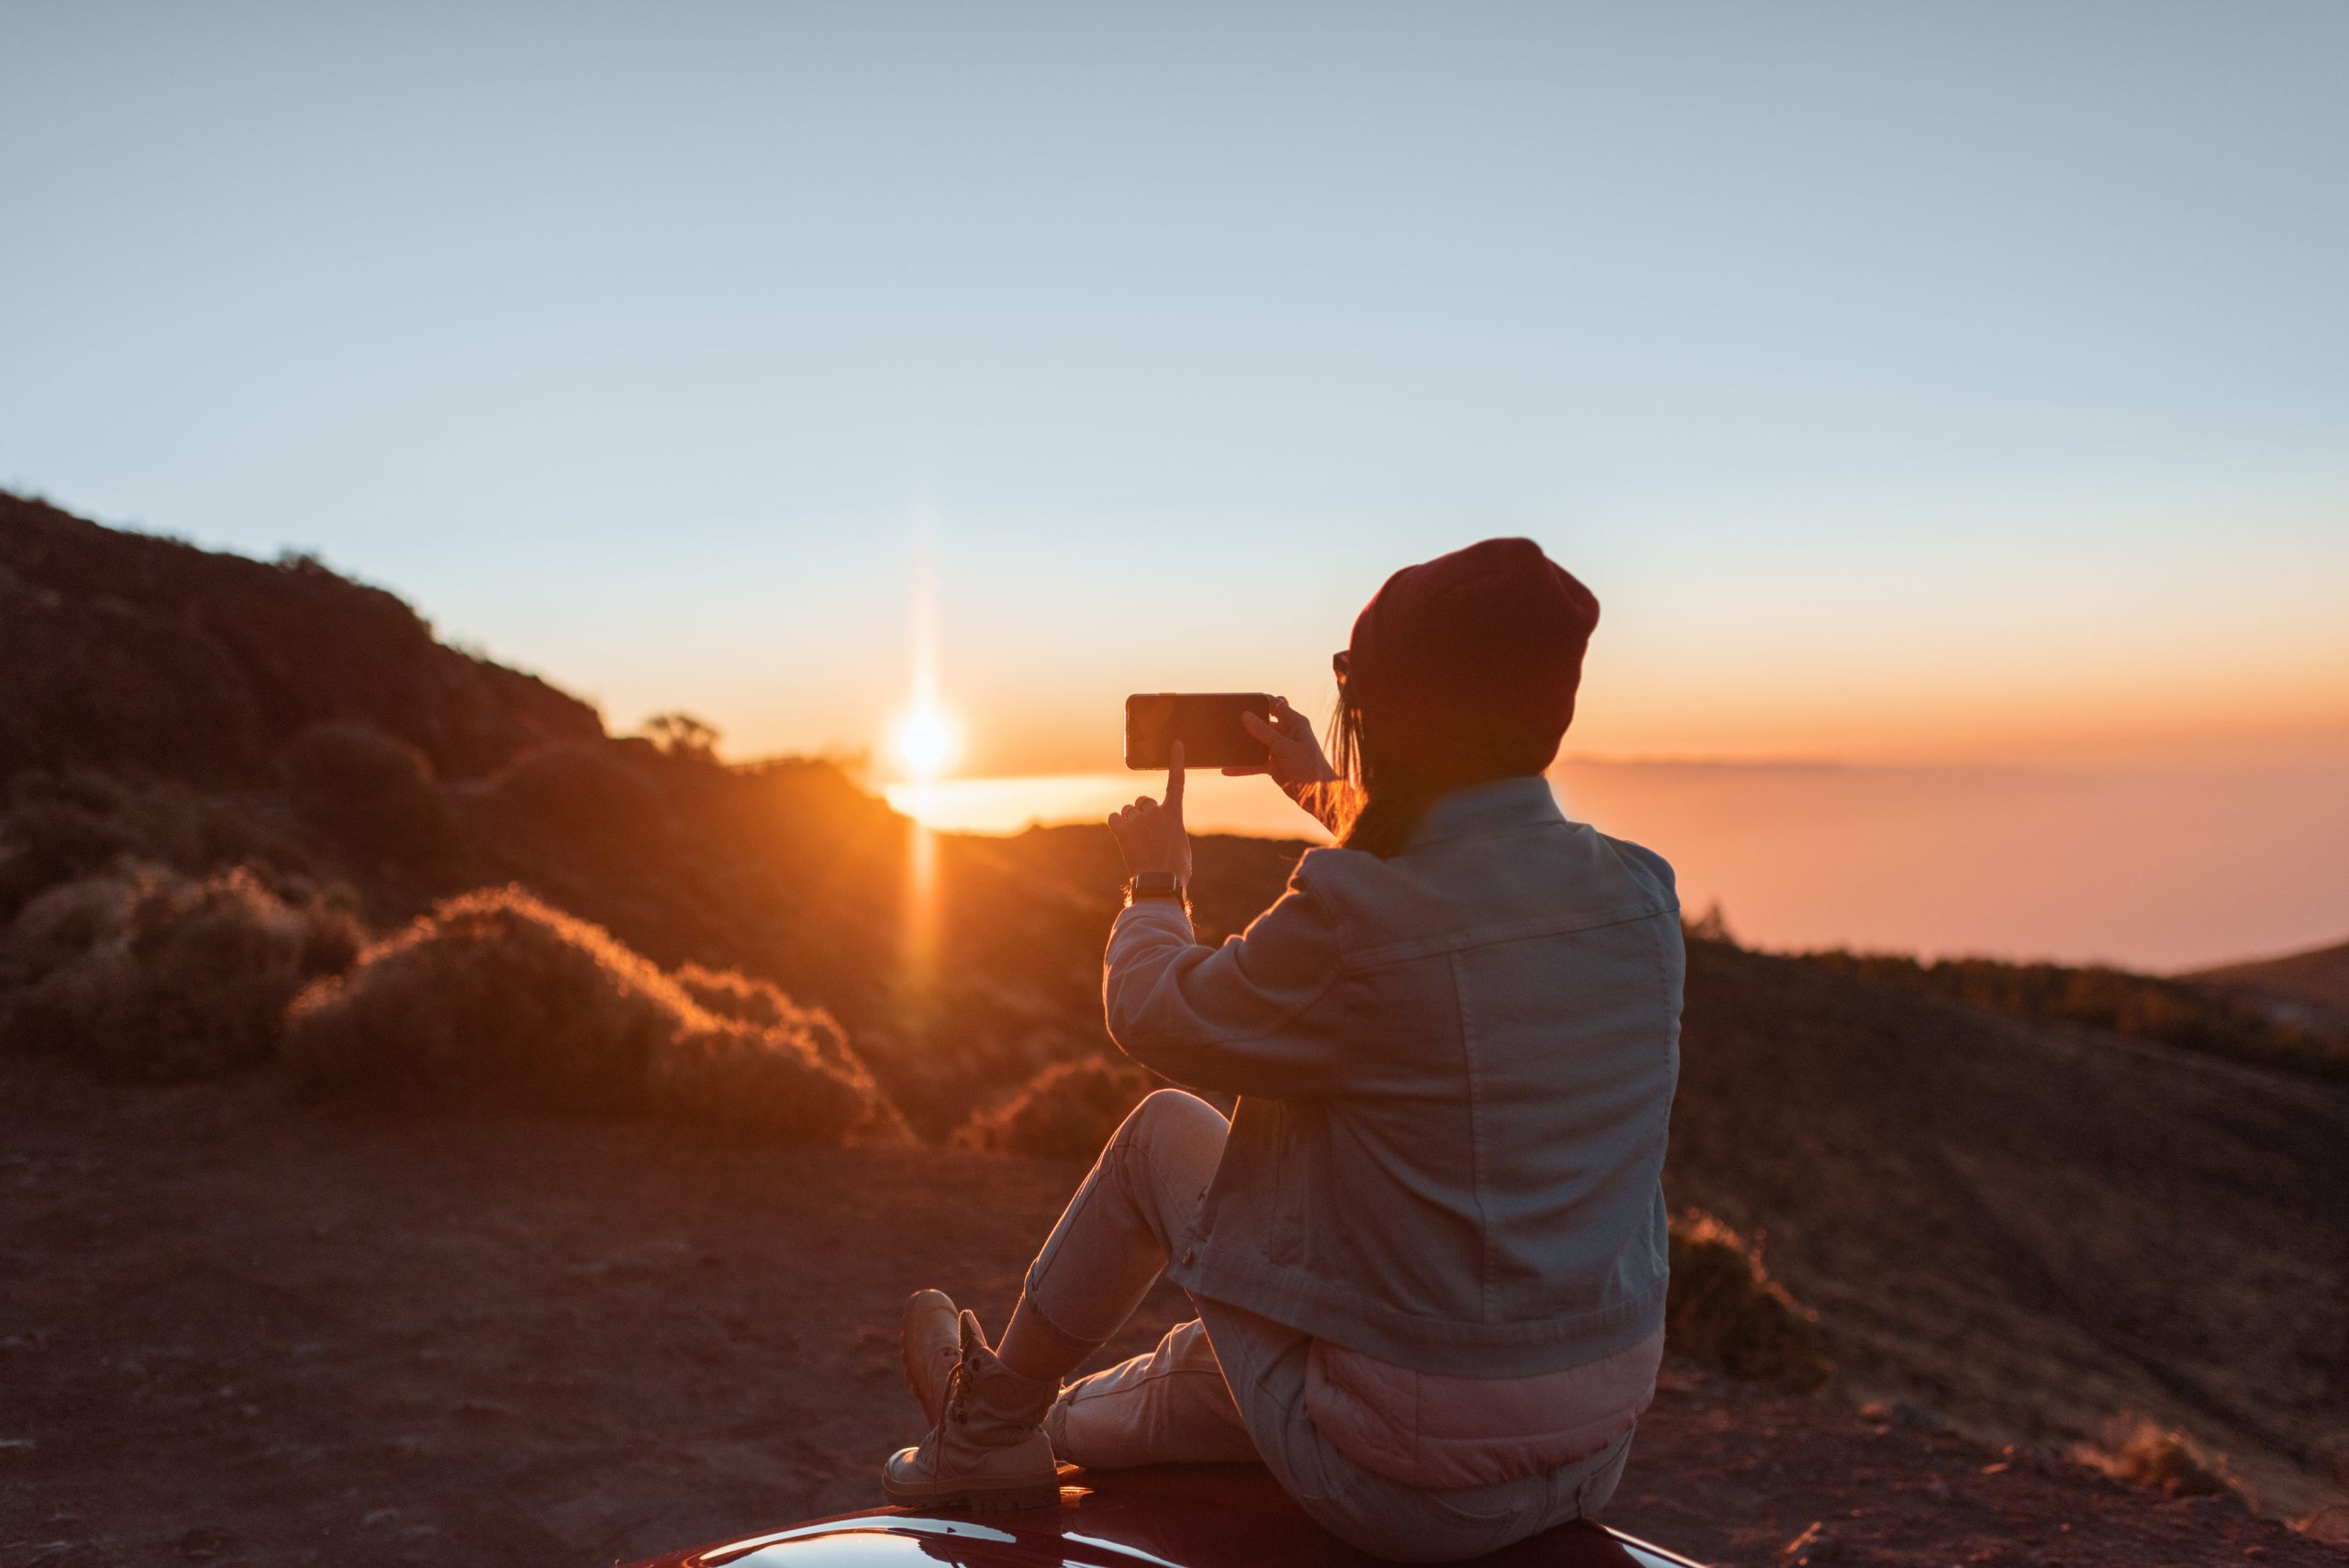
[1101, 862, 1351, 1099]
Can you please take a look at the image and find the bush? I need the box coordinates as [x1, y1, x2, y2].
[0, 771, 330, 923]
[492, 742, 672, 847]
[1664, 1208, 1831, 1390]
[1803, 948, 2346, 1079]
[1, 863, 363, 1080]
[668, 962, 907, 1140]
[284, 885, 690, 1115]
[285, 884, 904, 1144]
[0, 796, 143, 922]
[956, 1054, 1159, 1159]
[674, 962, 852, 1068]
[282, 722, 455, 860]
[651, 1018, 904, 1144]
[2073, 1416, 2243, 1501]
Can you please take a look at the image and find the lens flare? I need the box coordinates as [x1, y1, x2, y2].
[894, 706, 956, 781]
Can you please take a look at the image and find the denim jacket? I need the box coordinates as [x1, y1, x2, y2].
[1103, 775, 1683, 1378]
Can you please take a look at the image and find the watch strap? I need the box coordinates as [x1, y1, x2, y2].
[1126, 872, 1186, 904]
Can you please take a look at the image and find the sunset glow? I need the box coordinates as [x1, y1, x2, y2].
[893, 704, 958, 782]
[5, 5, 2342, 975]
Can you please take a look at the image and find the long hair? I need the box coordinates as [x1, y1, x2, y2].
[1319, 694, 1453, 859]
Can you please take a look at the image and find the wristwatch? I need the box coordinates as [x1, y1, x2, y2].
[1125, 871, 1186, 906]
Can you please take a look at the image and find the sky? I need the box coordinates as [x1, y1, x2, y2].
[5, 2, 2346, 965]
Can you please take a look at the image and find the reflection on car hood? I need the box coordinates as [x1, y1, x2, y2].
[623, 1463, 1706, 1568]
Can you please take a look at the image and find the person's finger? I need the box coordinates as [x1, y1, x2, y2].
[1245, 710, 1298, 746]
[1166, 741, 1186, 817]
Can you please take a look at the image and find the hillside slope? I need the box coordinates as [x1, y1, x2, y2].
[2194, 939, 2349, 1020]
[4, 495, 2343, 1531]
[0, 492, 599, 783]
[1669, 940, 2349, 1518]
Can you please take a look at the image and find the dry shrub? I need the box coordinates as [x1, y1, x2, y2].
[285, 884, 904, 1143]
[2073, 1415, 2243, 1501]
[956, 1054, 1159, 1158]
[651, 1018, 905, 1145]
[667, 962, 907, 1142]
[674, 962, 854, 1070]
[0, 772, 325, 923]
[492, 742, 672, 846]
[0, 796, 143, 921]
[1, 863, 362, 1081]
[1664, 1208, 1831, 1390]
[282, 722, 455, 859]
[284, 885, 688, 1115]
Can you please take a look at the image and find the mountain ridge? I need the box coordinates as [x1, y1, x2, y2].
[0, 491, 601, 784]
[2191, 939, 2349, 1021]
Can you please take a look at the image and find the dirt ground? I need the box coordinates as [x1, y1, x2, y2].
[2, 1054, 2339, 1568]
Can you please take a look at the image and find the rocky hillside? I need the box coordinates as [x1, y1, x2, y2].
[1669, 937, 2349, 1520]
[2193, 939, 2349, 1025]
[4, 495, 2343, 1534]
[0, 492, 600, 784]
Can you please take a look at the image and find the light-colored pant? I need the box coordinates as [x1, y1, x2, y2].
[1019, 1089, 1634, 1563]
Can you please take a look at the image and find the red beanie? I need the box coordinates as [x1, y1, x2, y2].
[1344, 538, 1600, 784]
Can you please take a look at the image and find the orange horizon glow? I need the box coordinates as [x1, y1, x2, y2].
[687, 620, 2349, 780]
[876, 756, 2349, 973]
[848, 495, 2344, 975]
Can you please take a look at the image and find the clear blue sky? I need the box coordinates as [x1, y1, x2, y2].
[6, 1, 2345, 773]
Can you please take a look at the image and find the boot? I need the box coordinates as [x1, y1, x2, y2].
[882, 1310, 1060, 1512]
[900, 1288, 960, 1427]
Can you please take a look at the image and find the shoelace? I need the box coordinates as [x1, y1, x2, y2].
[944, 1354, 971, 1425]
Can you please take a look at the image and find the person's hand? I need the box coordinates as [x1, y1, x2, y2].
[1108, 741, 1194, 884]
[1229, 696, 1344, 829]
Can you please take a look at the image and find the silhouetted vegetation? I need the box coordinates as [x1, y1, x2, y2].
[2, 863, 362, 1081]
[284, 886, 902, 1143]
[1801, 949, 2348, 1079]
[640, 711, 723, 762]
[0, 491, 599, 784]
[283, 721, 457, 862]
[492, 741, 678, 849]
[955, 1054, 1163, 1158]
[652, 1017, 905, 1145]
[0, 769, 334, 923]
[1664, 1208, 1831, 1391]
[667, 962, 907, 1141]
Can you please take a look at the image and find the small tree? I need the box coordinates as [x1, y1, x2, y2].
[1686, 900, 1734, 945]
[640, 712, 721, 762]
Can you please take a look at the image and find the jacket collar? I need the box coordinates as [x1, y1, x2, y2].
[1404, 773, 1566, 849]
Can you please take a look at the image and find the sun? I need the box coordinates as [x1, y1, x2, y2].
[893, 704, 957, 781]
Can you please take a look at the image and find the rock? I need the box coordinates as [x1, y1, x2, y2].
[1779, 1520, 1838, 1562]
[1855, 1398, 1946, 1431]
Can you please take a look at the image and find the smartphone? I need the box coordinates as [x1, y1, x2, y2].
[1124, 692, 1274, 771]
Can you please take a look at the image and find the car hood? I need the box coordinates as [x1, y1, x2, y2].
[624, 1463, 1704, 1568]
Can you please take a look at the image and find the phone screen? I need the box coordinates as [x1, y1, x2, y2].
[1124, 693, 1273, 771]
